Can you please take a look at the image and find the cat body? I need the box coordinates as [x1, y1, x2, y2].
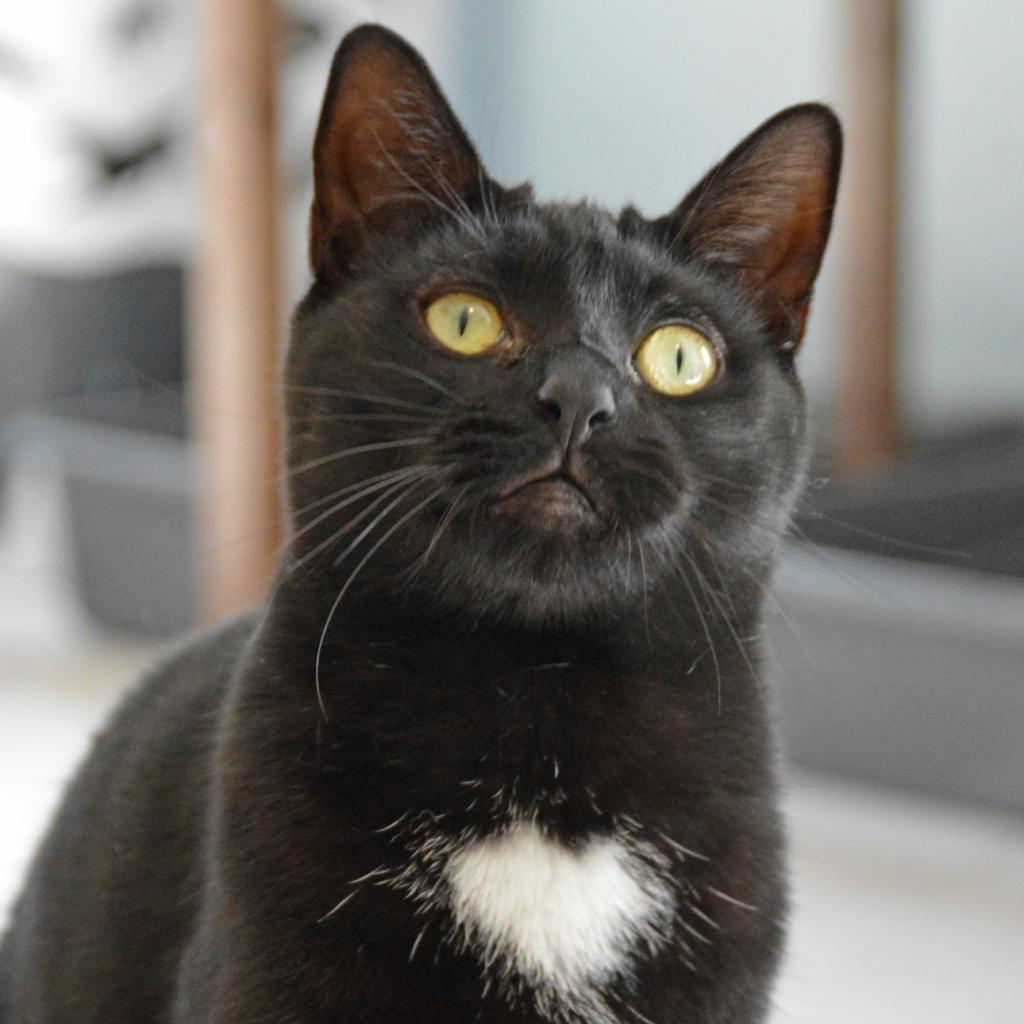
[0, 25, 840, 1024]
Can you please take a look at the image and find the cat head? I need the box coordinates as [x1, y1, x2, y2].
[285, 24, 841, 626]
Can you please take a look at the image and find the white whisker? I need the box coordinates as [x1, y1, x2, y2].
[681, 548, 759, 688]
[291, 465, 432, 519]
[318, 888, 360, 923]
[706, 886, 759, 912]
[673, 561, 722, 714]
[363, 358, 464, 404]
[290, 465, 429, 547]
[314, 484, 446, 720]
[287, 471, 434, 580]
[409, 922, 430, 962]
[285, 385, 439, 414]
[289, 437, 432, 478]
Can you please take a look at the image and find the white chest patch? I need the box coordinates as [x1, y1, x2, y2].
[444, 822, 674, 1016]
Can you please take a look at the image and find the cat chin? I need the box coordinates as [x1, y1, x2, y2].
[417, 524, 677, 627]
[489, 461, 609, 534]
[487, 481, 605, 538]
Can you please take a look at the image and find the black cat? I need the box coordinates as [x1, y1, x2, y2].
[0, 24, 841, 1024]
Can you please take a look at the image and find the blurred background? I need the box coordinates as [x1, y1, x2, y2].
[0, 1, 1021, 1021]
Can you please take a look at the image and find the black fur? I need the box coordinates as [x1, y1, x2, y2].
[0, 24, 840, 1024]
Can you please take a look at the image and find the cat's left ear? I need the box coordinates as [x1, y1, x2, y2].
[658, 104, 842, 350]
[309, 24, 485, 281]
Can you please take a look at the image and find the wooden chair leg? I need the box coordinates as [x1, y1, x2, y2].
[836, 0, 903, 474]
[191, 0, 284, 622]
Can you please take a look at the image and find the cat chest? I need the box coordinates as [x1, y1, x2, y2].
[424, 821, 677, 1010]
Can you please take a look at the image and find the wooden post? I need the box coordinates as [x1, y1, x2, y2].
[835, 0, 902, 473]
[191, 0, 283, 622]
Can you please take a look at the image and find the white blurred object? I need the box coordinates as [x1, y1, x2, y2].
[0, 0, 198, 268]
[0, 441, 91, 652]
[0, 0, 455, 274]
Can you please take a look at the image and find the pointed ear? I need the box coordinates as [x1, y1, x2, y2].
[309, 24, 484, 280]
[658, 104, 842, 349]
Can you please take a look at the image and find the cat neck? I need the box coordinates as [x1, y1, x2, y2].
[237, 564, 773, 842]
[259, 557, 767, 702]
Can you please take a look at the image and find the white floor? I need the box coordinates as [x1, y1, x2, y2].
[777, 779, 1024, 1023]
[1, 456, 1023, 1022]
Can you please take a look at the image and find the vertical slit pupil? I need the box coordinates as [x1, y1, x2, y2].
[458, 306, 470, 336]
[675, 346, 683, 373]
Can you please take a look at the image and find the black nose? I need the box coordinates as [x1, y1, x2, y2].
[536, 353, 617, 454]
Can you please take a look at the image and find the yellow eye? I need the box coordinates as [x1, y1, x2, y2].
[424, 292, 504, 356]
[635, 324, 719, 396]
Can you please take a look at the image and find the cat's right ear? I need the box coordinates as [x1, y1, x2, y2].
[656, 104, 842, 350]
[309, 24, 484, 281]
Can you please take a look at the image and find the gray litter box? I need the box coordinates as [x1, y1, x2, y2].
[768, 544, 1024, 814]
[0, 265, 184, 428]
[5, 387, 198, 637]
[769, 424, 1024, 814]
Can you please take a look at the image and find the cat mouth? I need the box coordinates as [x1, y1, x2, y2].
[493, 470, 604, 527]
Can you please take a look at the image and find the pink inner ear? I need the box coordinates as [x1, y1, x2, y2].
[669, 108, 841, 342]
[309, 34, 481, 279]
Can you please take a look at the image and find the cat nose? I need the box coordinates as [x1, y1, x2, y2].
[536, 355, 617, 453]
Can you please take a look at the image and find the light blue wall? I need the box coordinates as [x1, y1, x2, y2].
[900, 0, 1024, 427]
[457, 1, 837, 211]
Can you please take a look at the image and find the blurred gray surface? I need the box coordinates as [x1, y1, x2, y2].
[0, 265, 184, 421]
[769, 544, 1024, 813]
[4, 409, 196, 636]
